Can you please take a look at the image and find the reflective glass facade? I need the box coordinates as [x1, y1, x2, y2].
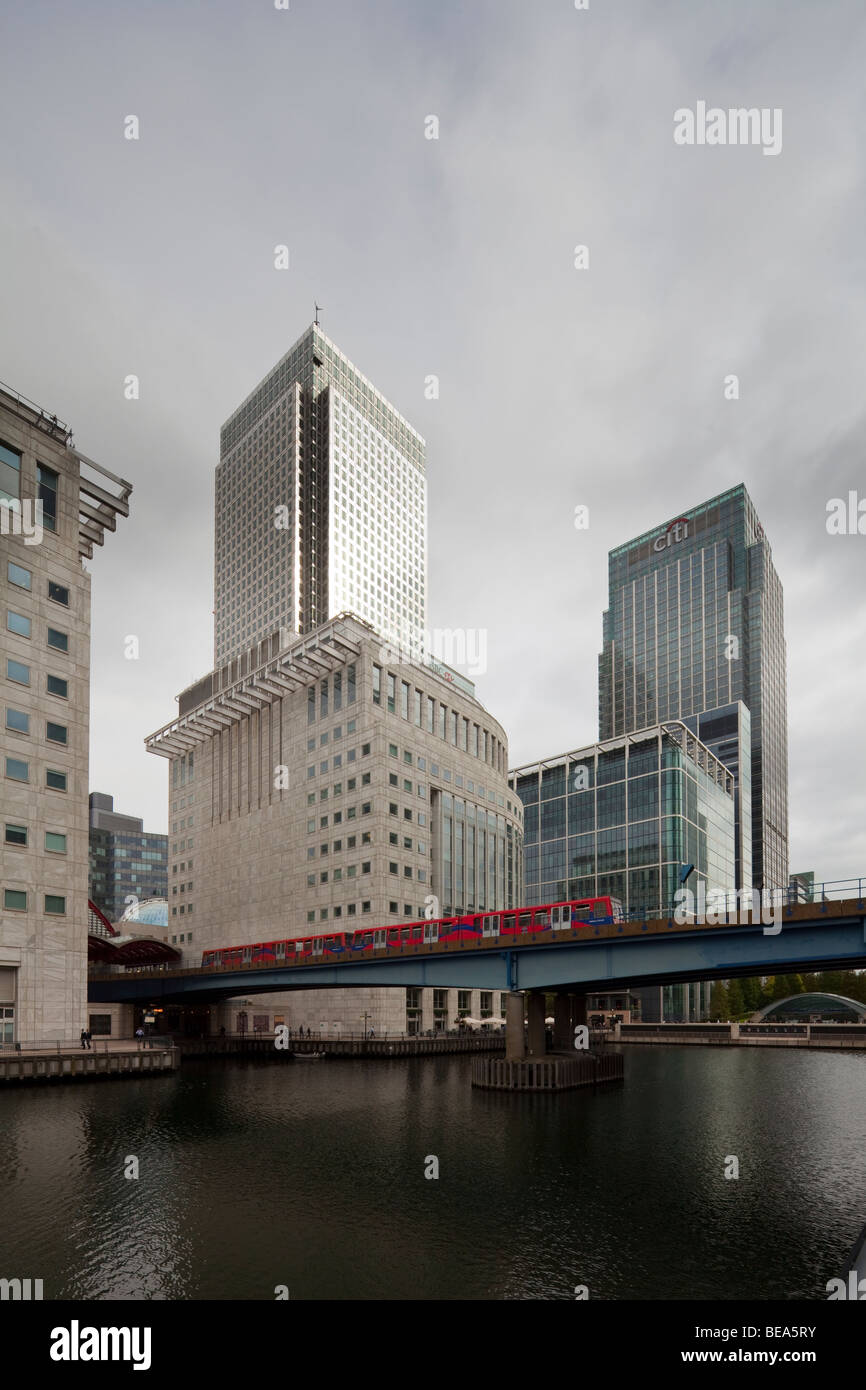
[88, 794, 167, 924]
[598, 484, 788, 891]
[509, 724, 735, 920]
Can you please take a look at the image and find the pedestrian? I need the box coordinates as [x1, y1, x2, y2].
[85, 1029, 92, 1050]
[219, 1025, 226, 1038]
[369, 1027, 375, 1039]
[135, 1027, 144, 1048]
[80, 1028, 87, 1050]
[307, 1026, 312, 1039]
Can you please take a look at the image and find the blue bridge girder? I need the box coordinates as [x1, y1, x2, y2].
[88, 900, 866, 1005]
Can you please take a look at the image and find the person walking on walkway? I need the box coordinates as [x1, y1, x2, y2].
[85, 1029, 92, 1050]
[135, 1027, 144, 1048]
[80, 1029, 87, 1050]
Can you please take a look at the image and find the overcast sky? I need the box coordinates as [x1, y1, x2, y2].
[2, 0, 864, 883]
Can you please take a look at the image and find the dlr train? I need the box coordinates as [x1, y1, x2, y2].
[201, 894, 624, 968]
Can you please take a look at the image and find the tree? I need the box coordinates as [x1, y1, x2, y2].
[740, 976, 762, 1013]
[727, 978, 745, 1018]
[709, 980, 729, 1020]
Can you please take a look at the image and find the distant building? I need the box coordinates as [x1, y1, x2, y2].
[751, 993, 866, 1024]
[88, 793, 167, 923]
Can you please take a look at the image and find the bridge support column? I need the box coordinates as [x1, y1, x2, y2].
[553, 993, 573, 1051]
[505, 993, 526, 1060]
[527, 992, 547, 1057]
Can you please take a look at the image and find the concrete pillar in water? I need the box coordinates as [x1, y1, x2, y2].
[505, 993, 526, 1060]
[553, 993, 573, 1051]
[527, 992, 547, 1057]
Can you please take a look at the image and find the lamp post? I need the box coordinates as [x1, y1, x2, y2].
[672, 863, 694, 920]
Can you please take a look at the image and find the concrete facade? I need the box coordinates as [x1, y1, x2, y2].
[146, 615, 524, 1034]
[0, 384, 130, 1042]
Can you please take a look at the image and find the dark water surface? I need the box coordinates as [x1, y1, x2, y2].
[1, 1046, 864, 1300]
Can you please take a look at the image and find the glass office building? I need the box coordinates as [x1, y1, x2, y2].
[598, 484, 788, 892]
[508, 722, 736, 920]
[88, 792, 168, 924]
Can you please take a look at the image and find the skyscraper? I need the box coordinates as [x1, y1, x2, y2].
[214, 323, 426, 667]
[147, 327, 522, 1035]
[598, 483, 788, 892]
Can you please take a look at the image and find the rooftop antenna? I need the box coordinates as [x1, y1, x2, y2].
[314, 302, 323, 327]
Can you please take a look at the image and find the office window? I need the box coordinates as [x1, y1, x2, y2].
[4, 823, 27, 846]
[48, 580, 69, 606]
[37, 464, 59, 532]
[45, 832, 67, 853]
[7, 560, 31, 590]
[401, 681, 410, 719]
[6, 658, 30, 685]
[4, 889, 26, 911]
[7, 611, 31, 638]
[5, 756, 28, 782]
[46, 721, 68, 745]
[0, 441, 21, 505]
[387, 673, 396, 713]
[372, 665, 381, 705]
[47, 674, 68, 698]
[46, 768, 67, 790]
[47, 627, 68, 653]
[45, 895, 66, 914]
[5, 708, 29, 733]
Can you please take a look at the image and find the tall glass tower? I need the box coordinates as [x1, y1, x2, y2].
[214, 323, 427, 667]
[598, 484, 788, 892]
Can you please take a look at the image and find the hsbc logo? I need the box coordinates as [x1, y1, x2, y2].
[653, 517, 689, 553]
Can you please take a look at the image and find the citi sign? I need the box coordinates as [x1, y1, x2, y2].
[652, 517, 689, 553]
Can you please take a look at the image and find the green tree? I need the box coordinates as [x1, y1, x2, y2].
[709, 980, 729, 1020]
[727, 978, 745, 1018]
[740, 976, 762, 1013]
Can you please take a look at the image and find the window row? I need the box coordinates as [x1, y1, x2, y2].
[306, 668, 357, 722]
[5, 708, 69, 742]
[372, 664, 506, 771]
[3, 889, 66, 914]
[4, 823, 67, 852]
[4, 757, 68, 789]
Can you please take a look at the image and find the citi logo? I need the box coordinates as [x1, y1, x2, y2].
[0, 1276, 43, 1300]
[653, 518, 689, 553]
[50, 1321, 152, 1372]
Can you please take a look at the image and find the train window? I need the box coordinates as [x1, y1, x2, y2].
[276, 942, 285, 958]
[503, 914, 516, 932]
[400, 927, 411, 941]
[374, 930, 386, 948]
[482, 915, 499, 937]
[312, 938, 324, 955]
[518, 912, 531, 928]
[242, 947, 252, 963]
[423, 921, 439, 943]
[572, 904, 593, 920]
[535, 910, 550, 928]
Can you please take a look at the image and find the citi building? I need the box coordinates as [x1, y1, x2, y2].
[598, 483, 788, 892]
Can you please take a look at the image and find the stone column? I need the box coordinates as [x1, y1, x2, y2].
[505, 992, 526, 1060]
[527, 992, 547, 1057]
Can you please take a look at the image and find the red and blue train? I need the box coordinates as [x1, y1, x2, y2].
[201, 894, 624, 968]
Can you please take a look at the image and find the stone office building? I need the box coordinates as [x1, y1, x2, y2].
[0, 383, 130, 1042]
[146, 614, 524, 1034]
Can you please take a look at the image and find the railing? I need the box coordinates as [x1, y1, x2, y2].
[623, 877, 865, 922]
[0, 1035, 173, 1054]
